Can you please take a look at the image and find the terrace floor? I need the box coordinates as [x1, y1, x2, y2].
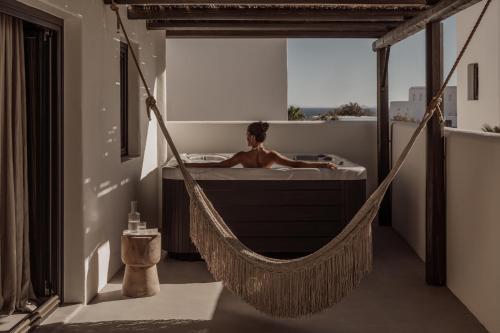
[34, 227, 486, 333]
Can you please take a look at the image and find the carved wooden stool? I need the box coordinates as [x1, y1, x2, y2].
[121, 233, 161, 297]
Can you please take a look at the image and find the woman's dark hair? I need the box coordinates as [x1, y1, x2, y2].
[247, 121, 270, 143]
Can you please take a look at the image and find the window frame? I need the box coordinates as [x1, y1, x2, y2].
[120, 41, 129, 158]
[467, 63, 479, 101]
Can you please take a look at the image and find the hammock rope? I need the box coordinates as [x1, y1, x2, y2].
[108, 0, 491, 318]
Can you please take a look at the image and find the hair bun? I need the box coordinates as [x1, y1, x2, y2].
[247, 121, 269, 143]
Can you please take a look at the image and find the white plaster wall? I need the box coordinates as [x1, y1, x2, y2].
[18, 0, 167, 304]
[446, 129, 500, 333]
[456, 0, 500, 130]
[165, 39, 288, 121]
[391, 122, 500, 333]
[165, 121, 378, 193]
[391, 122, 426, 260]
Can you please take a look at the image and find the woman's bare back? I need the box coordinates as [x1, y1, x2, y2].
[237, 148, 275, 168]
[184, 148, 337, 170]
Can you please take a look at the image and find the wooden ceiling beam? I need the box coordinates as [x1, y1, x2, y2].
[163, 29, 386, 37]
[147, 20, 399, 30]
[373, 0, 482, 49]
[128, 6, 421, 21]
[105, 0, 427, 6]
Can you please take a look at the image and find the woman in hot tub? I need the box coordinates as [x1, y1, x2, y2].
[184, 121, 337, 170]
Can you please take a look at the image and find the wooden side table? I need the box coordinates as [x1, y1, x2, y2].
[121, 233, 161, 297]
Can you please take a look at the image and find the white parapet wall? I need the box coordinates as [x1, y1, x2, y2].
[446, 128, 500, 333]
[165, 120, 378, 193]
[165, 39, 288, 121]
[391, 122, 426, 261]
[392, 122, 500, 333]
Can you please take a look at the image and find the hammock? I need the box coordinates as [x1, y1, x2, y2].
[108, 0, 490, 318]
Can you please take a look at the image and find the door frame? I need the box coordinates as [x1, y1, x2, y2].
[1, 0, 64, 301]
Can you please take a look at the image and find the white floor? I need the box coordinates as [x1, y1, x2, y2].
[35, 227, 486, 333]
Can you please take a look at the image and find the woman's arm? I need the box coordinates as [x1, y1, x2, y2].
[183, 152, 243, 168]
[270, 151, 337, 170]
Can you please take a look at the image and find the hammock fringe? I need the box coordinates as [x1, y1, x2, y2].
[189, 188, 373, 318]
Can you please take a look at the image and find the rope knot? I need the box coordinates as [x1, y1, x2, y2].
[145, 96, 157, 120]
[110, 1, 119, 12]
[146, 96, 157, 108]
[109, 0, 121, 33]
[427, 96, 444, 123]
[430, 96, 442, 109]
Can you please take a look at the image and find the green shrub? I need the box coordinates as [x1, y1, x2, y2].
[288, 105, 305, 121]
[319, 111, 339, 121]
[481, 124, 500, 133]
[334, 102, 365, 117]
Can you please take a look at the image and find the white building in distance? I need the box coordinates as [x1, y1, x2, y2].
[390, 86, 457, 127]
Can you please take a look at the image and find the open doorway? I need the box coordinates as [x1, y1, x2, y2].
[0, 0, 63, 329]
[24, 19, 63, 301]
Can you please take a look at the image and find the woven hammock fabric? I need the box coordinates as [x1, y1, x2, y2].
[108, 0, 491, 317]
[153, 103, 432, 318]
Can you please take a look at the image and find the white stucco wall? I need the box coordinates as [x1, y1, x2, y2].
[391, 122, 426, 260]
[456, 0, 500, 130]
[165, 121, 378, 193]
[391, 122, 500, 333]
[165, 39, 288, 121]
[18, 0, 167, 304]
[446, 129, 500, 333]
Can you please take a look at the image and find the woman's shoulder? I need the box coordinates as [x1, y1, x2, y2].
[231, 151, 247, 160]
[264, 149, 282, 157]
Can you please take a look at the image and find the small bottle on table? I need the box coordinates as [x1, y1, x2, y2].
[128, 201, 140, 233]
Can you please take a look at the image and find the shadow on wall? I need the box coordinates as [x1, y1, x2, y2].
[83, 173, 135, 303]
[138, 49, 168, 228]
[138, 170, 159, 228]
[85, 240, 111, 304]
[138, 98, 160, 229]
[83, 31, 166, 303]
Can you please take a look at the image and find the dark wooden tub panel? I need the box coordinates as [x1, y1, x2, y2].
[229, 221, 342, 237]
[162, 179, 366, 258]
[237, 237, 336, 253]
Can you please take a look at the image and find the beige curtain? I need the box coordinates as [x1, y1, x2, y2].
[0, 13, 34, 315]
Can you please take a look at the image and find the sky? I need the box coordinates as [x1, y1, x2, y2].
[287, 17, 457, 108]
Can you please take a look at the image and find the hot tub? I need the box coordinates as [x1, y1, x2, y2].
[162, 153, 367, 259]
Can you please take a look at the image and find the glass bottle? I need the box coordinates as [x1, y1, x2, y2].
[128, 201, 140, 232]
[137, 221, 147, 233]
